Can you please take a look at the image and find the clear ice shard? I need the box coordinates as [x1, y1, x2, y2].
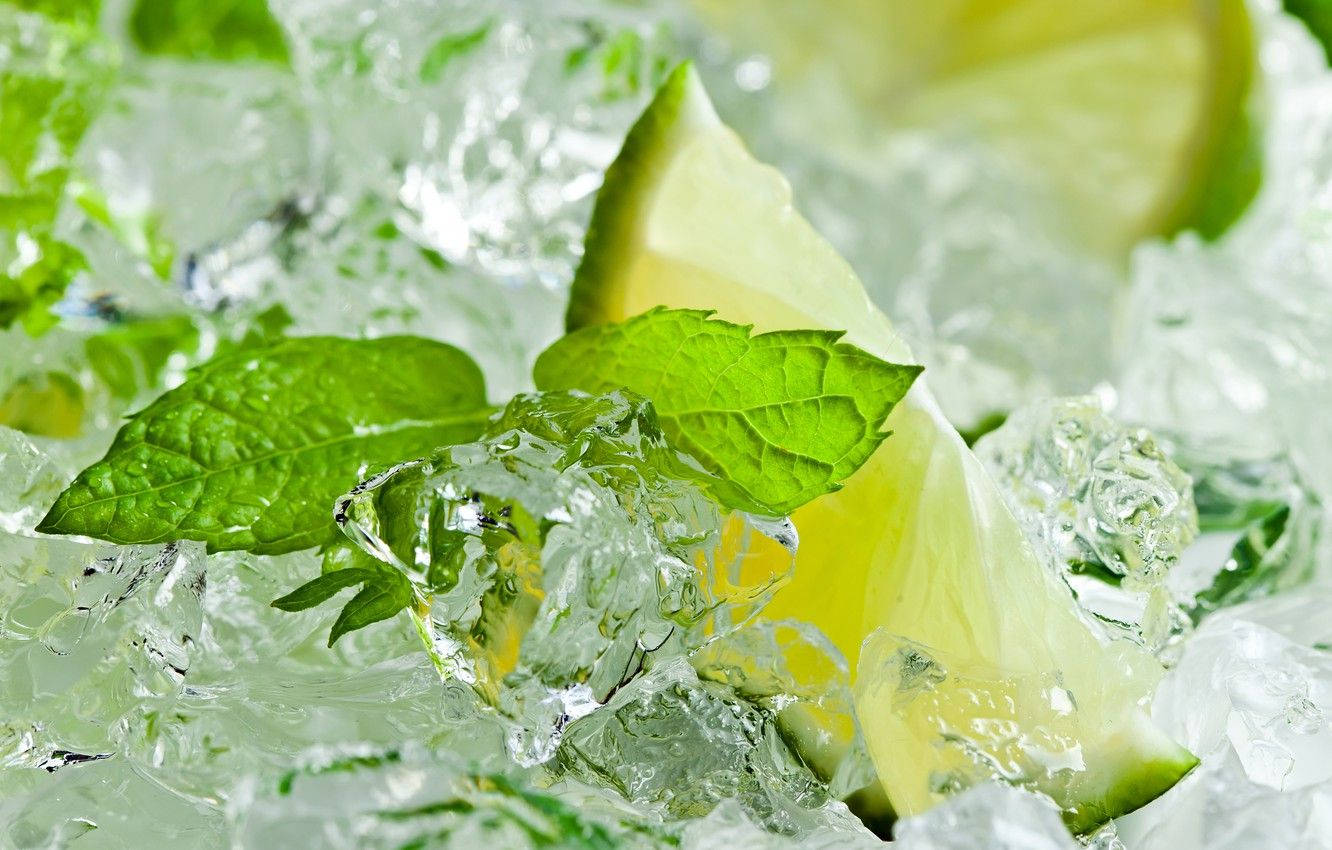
[0, 426, 70, 534]
[1117, 588, 1332, 849]
[675, 798, 882, 850]
[974, 396, 1198, 648]
[891, 782, 1078, 850]
[337, 390, 792, 764]
[554, 656, 828, 833]
[691, 619, 881, 806]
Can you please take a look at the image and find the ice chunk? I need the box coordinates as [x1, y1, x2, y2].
[974, 396, 1198, 647]
[1151, 600, 1332, 791]
[1117, 589, 1332, 849]
[0, 426, 68, 534]
[676, 798, 882, 850]
[691, 619, 880, 806]
[892, 782, 1078, 850]
[1166, 441, 1324, 621]
[78, 60, 312, 276]
[337, 390, 791, 764]
[555, 657, 826, 833]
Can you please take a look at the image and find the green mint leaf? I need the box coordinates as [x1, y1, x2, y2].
[532, 307, 922, 516]
[270, 567, 380, 612]
[418, 21, 491, 84]
[327, 571, 413, 646]
[38, 336, 493, 554]
[272, 553, 414, 646]
[129, 0, 291, 65]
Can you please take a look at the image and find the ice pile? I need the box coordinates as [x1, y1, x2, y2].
[337, 390, 791, 765]
[892, 782, 1079, 850]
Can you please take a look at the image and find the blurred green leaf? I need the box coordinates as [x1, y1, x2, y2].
[419, 21, 490, 84]
[129, 0, 290, 65]
[1285, 0, 1332, 63]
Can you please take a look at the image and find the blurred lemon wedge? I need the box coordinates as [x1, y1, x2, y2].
[693, 0, 1256, 252]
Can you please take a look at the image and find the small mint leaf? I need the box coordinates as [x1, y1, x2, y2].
[38, 336, 493, 554]
[271, 568, 379, 612]
[327, 571, 413, 646]
[533, 308, 921, 516]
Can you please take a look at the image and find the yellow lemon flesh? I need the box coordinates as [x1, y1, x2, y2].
[566, 65, 1196, 832]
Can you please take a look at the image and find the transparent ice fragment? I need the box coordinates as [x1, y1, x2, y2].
[676, 798, 882, 850]
[1151, 601, 1332, 791]
[1165, 442, 1324, 622]
[975, 396, 1198, 648]
[337, 390, 792, 764]
[78, 59, 313, 268]
[0, 426, 68, 534]
[891, 782, 1078, 850]
[555, 657, 826, 833]
[691, 619, 876, 803]
[1118, 590, 1332, 850]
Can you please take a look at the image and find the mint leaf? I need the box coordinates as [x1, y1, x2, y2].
[38, 336, 493, 554]
[271, 568, 379, 612]
[273, 556, 413, 646]
[328, 573, 413, 646]
[533, 308, 921, 516]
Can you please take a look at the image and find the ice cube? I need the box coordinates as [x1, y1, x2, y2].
[676, 798, 882, 850]
[974, 396, 1198, 648]
[554, 656, 827, 834]
[1151, 597, 1332, 791]
[0, 426, 69, 534]
[691, 619, 879, 804]
[1118, 589, 1332, 849]
[891, 782, 1078, 849]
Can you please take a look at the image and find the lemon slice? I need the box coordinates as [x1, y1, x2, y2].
[566, 65, 1196, 831]
[693, 0, 1255, 252]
